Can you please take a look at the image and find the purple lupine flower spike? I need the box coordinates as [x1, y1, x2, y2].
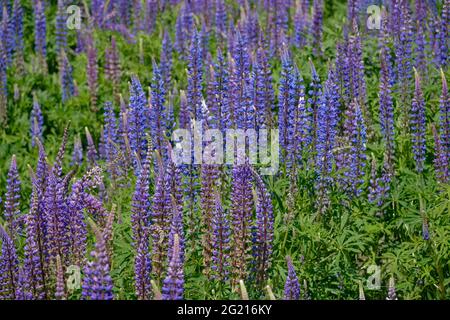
[71, 133, 83, 166]
[311, 0, 323, 56]
[4, 155, 21, 243]
[55, 254, 65, 300]
[55, 0, 67, 58]
[150, 60, 167, 159]
[161, 233, 184, 300]
[105, 36, 121, 102]
[23, 189, 47, 299]
[211, 192, 230, 281]
[411, 68, 426, 173]
[34, 0, 47, 72]
[81, 221, 114, 300]
[131, 145, 152, 300]
[230, 163, 253, 284]
[0, 35, 7, 123]
[60, 50, 74, 102]
[0, 224, 19, 299]
[439, 70, 449, 163]
[161, 29, 172, 93]
[85, 26, 98, 111]
[386, 277, 398, 300]
[254, 44, 274, 130]
[12, 0, 24, 70]
[253, 170, 274, 285]
[85, 127, 98, 167]
[30, 93, 43, 147]
[283, 256, 300, 300]
[432, 124, 449, 184]
[187, 29, 204, 123]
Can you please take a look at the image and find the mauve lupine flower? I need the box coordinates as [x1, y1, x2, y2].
[23, 189, 46, 299]
[103, 101, 118, 166]
[15, 268, 32, 300]
[315, 68, 340, 206]
[395, 1, 413, 118]
[1, 6, 13, 66]
[60, 50, 74, 102]
[71, 133, 83, 166]
[253, 44, 274, 130]
[85, 127, 98, 167]
[151, 166, 172, 279]
[278, 51, 299, 167]
[437, 0, 449, 68]
[33, 0, 47, 72]
[347, 0, 359, 24]
[0, 224, 19, 300]
[161, 29, 172, 93]
[311, 0, 323, 56]
[55, 254, 65, 300]
[211, 193, 230, 281]
[67, 166, 103, 265]
[411, 69, 426, 173]
[4, 155, 21, 243]
[81, 222, 114, 300]
[215, 0, 227, 43]
[267, 0, 288, 56]
[117, 0, 131, 27]
[283, 256, 300, 300]
[439, 70, 450, 163]
[131, 145, 152, 300]
[252, 170, 273, 285]
[30, 93, 43, 147]
[0, 40, 6, 123]
[209, 49, 229, 132]
[132, 0, 143, 33]
[144, 0, 158, 34]
[12, 0, 24, 68]
[432, 124, 449, 184]
[308, 59, 322, 153]
[85, 28, 98, 110]
[293, 0, 310, 49]
[230, 163, 253, 283]
[105, 36, 121, 101]
[348, 20, 367, 105]
[200, 162, 221, 278]
[338, 99, 366, 196]
[187, 29, 204, 122]
[55, 0, 67, 57]
[386, 277, 398, 300]
[161, 233, 184, 300]
[414, 0, 428, 75]
[128, 75, 149, 167]
[150, 61, 167, 158]
[175, 2, 193, 57]
[335, 41, 351, 103]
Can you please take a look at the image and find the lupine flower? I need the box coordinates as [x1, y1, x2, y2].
[337, 99, 366, 196]
[55, 0, 67, 57]
[414, 0, 428, 75]
[439, 70, 449, 163]
[81, 222, 114, 300]
[4, 155, 21, 242]
[0, 224, 19, 300]
[315, 68, 340, 207]
[1, 6, 13, 66]
[283, 256, 300, 300]
[161, 233, 184, 300]
[150, 61, 167, 158]
[411, 69, 426, 173]
[23, 190, 46, 299]
[105, 36, 121, 101]
[200, 162, 220, 278]
[128, 75, 149, 167]
[253, 44, 274, 130]
[215, 0, 227, 43]
[33, 0, 47, 72]
[211, 193, 230, 281]
[175, 2, 193, 57]
[432, 124, 449, 184]
[230, 163, 253, 283]
[55, 254, 65, 300]
[311, 0, 323, 56]
[308, 59, 322, 152]
[0, 39, 7, 123]
[293, 0, 310, 49]
[253, 170, 274, 285]
[386, 277, 398, 300]
[348, 20, 366, 104]
[12, 0, 24, 69]
[267, 0, 288, 56]
[161, 30, 172, 93]
[437, 0, 449, 67]
[103, 101, 118, 169]
[131, 145, 152, 300]
[209, 49, 229, 131]
[187, 29, 204, 122]
[144, 0, 158, 34]
[85, 28, 98, 110]
[379, 47, 395, 175]
[422, 216, 430, 240]
[30, 93, 43, 147]
[71, 134, 83, 166]
[60, 50, 74, 102]
[67, 166, 103, 266]
[85, 127, 98, 167]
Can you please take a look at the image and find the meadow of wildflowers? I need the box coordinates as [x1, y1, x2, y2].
[0, 0, 449, 301]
